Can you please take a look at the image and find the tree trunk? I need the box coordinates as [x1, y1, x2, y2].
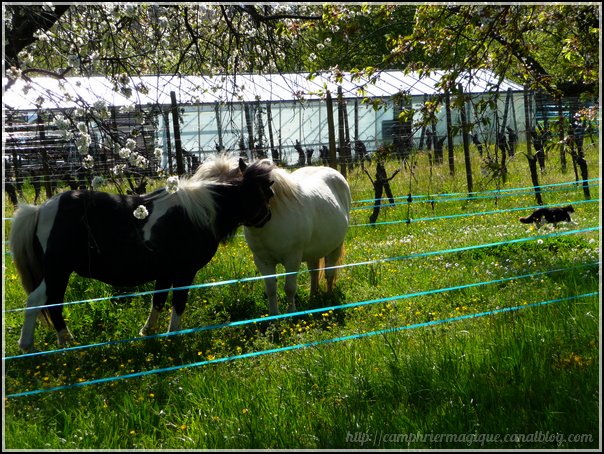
[214, 101, 223, 152]
[523, 86, 541, 205]
[369, 182, 383, 225]
[526, 154, 543, 205]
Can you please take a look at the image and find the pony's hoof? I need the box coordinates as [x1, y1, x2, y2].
[18, 342, 37, 353]
[57, 329, 74, 346]
[140, 326, 156, 336]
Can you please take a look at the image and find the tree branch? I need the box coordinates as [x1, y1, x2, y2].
[238, 5, 323, 25]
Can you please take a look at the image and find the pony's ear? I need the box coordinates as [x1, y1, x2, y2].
[239, 158, 248, 173]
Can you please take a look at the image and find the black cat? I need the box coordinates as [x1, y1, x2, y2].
[519, 205, 576, 229]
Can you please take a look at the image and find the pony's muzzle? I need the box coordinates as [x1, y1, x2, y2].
[245, 204, 272, 228]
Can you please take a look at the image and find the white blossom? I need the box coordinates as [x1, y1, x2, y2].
[18, 50, 34, 66]
[91, 176, 106, 189]
[67, 54, 81, 67]
[93, 100, 109, 118]
[119, 147, 131, 159]
[124, 4, 137, 17]
[121, 103, 136, 113]
[112, 164, 126, 175]
[129, 151, 140, 167]
[83, 154, 94, 169]
[77, 134, 92, 153]
[126, 138, 137, 150]
[134, 205, 149, 220]
[7, 67, 22, 80]
[54, 115, 71, 130]
[166, 176, 179, 194]
[77, 122, 88, 133]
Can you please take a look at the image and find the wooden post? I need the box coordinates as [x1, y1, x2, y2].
[557, 98, 567, 171]
[163, 110, 173, 175]
[354, 98, 359, 166]
[343, 95, 352, 171]
[244, 103, 255, 159]
[354, 98, 359, 143]
[37, 112, 53, 199]
[419, 94, 428, 150]
[524, 87, 532, 157]
[7, 114, 22, 193]
[458, 85, 473, 196]
[170, 91, 184, 176]
[337, 86, 347, 177]
[326, 91, 337, 170]
[266, 102, 279, 164]
[445, 91, 454, 176]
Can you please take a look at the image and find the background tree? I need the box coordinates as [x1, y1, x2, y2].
[384, 5, 598, 99]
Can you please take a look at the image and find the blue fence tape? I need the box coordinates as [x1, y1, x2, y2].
[3, 227, 599, 315]
[351, 178, 600, 204]
[4, 178, 600, 222]
[4, 261, 598, 361]
[351, 184, 600, 211]
[351, 199, 600, 227]
[4, 291, 598, 398]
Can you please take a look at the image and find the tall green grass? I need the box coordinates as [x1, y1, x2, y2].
[3, 144, 600, 448]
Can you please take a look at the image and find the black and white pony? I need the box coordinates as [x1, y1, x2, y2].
[9, 159, 274, 352]
[197, 154, 351, 315]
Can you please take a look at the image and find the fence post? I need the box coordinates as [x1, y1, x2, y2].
[163, 110, 173, 175]
[170, 91, 185, 176]
[7, 114, 22, 192]
[326, 91, 337, 170]
[557, 98, 567, 171]
[445, 91, 455, 176]
[337, 86, 347, 177]
[37, 112, 53, 199]
[458, 85, 473, 196]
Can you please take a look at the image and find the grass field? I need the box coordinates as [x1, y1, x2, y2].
[3, 144, 601, 449]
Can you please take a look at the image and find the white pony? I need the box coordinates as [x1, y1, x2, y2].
[198, 154, 351, 315]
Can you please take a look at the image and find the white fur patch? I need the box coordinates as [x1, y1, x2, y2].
[36, 195, 61, 253]
[142, 194, 180, 242]
[18, 280, 48, 351]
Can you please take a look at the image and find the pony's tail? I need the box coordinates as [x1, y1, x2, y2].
[9, 204, 43, 295]
[318, 245, 346, 289]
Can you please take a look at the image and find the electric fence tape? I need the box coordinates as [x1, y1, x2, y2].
[4, 227, 599, 315]
[5, 291, 598, 398]
[4, 260, 598, 361]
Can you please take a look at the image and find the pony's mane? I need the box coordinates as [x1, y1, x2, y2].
[265, 164, 300, 212]
[191, 153, 240, 182]
[142, 178, 219, 236]
[150, 158, 275, 237]
[175, 178, 219, 232]
[193, 154, 300, 212]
